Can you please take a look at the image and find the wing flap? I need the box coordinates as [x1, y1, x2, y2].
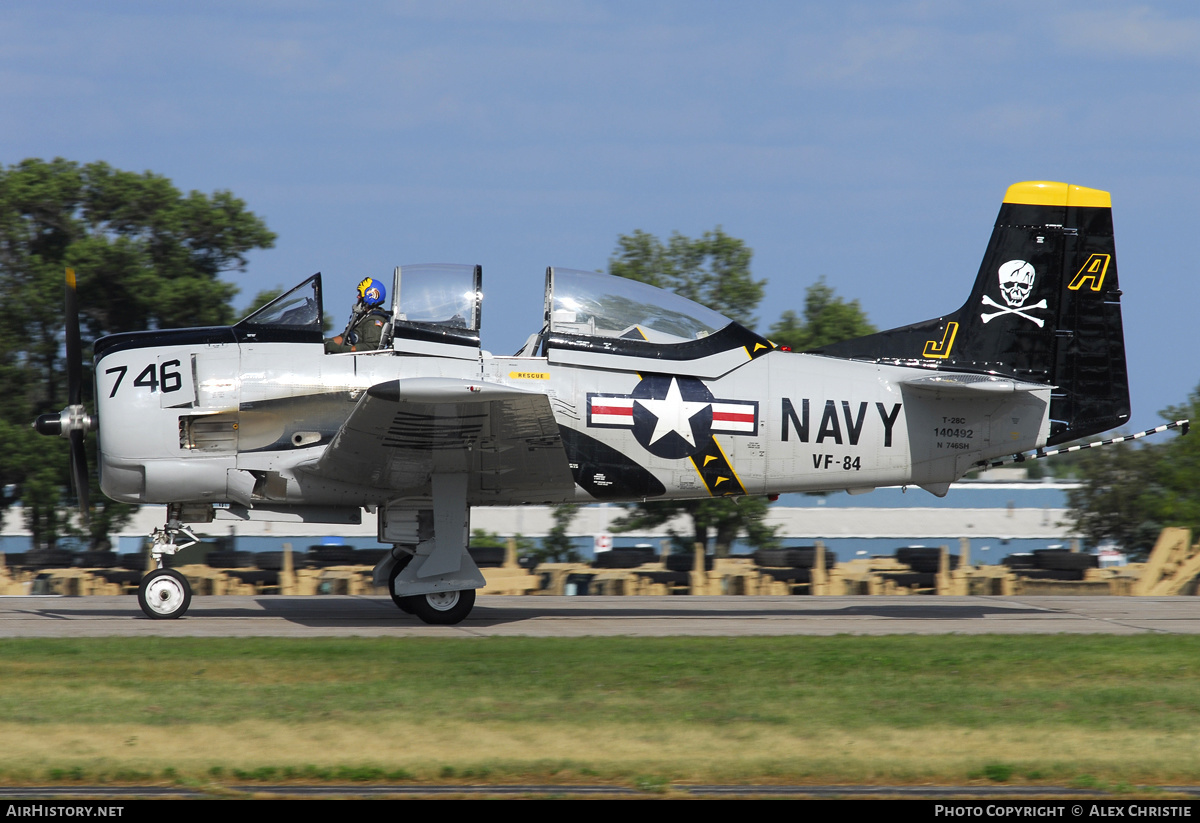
[313, 378, 574, 502]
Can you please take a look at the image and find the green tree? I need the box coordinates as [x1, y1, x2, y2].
[605, 231, 882, 555]
[242, 287, 285, 320]
[1066, 386, 1200, 558]
[612, 495, 779, 557]
[468, 528, 506, 549]
[768, 276, 876, 350]
[0, 158, 276, 549]
[609, 227, 764, 329]
[607, 228, 778, 556]
[243, 287, 334, 332]
[529, 503, 582, 564]
[1065, 443, 1163, 557]
[1145, 391, 1200, 532]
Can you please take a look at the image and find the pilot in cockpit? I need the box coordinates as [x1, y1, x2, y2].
[324, 277, 391, 353]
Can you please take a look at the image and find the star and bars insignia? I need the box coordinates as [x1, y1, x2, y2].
[586, 375, 757, 496]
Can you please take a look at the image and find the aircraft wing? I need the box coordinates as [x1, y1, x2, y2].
[312, 377, 575, 500]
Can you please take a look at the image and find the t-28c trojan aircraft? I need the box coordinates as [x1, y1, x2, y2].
[34, 181, 1170, 622]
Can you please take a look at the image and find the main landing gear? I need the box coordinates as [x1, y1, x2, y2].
[376, 477, 485, 625]
[387, 555, 477, 625]
[402, 589, 477, 625]
[137, 521, 198, 619]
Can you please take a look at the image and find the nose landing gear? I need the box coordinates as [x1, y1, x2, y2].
[137, 521, 198, 619]
[138, 568, 192, 619]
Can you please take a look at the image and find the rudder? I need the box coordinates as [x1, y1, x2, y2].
[815, 181, 1130, 445]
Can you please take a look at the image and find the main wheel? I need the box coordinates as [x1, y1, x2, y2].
[388, 554, 416, 613]
[408, 589, 476, 625]
[137, 569, 192, 619]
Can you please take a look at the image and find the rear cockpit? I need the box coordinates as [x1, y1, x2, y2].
[521, 267, 767, 364]
[547, 267, 733, 343]
[538, 267, 771, 372]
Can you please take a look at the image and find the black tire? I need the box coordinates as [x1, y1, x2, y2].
[468, 546, 506, 567]
[387, 554, 415, 612]
[255, 552, 285, 571]
[408, 589, 476, 625]
[1003, 553, 1037, 569]
[137, 569, 192, 619]
[79, 551, 119, 569]
[1033, 549, 1097, 571]
[119, 553, 146, 571]
[306, 546, 358, 567]
[206, 551, 255, 569]
[664, 553, 714, 572]
[754, 547, 832, 569]
[664, 553, 695, 572]
[897, 547, 958, 573]
[592, 549, 649, 569]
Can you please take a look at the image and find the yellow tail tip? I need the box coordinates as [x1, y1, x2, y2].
[1003, 181, 1111, 208]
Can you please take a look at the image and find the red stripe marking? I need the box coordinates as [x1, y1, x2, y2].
[592, 405, 633, 417]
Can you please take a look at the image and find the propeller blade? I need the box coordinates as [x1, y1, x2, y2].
[69, 429, 90, 530]
[64, 268, 82, 407]
[29, 269, 94, 530]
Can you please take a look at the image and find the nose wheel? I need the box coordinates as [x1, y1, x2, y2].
[137, 569, 192, 619]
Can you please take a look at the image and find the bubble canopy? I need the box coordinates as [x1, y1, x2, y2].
[546, 268, 733, 344]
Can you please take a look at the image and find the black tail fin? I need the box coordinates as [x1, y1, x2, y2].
[817, 181, 1130, 445]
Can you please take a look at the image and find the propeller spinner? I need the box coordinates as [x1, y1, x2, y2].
[32, 268, 95, 527]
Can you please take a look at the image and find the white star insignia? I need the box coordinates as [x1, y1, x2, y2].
[635, 377, 710, 447]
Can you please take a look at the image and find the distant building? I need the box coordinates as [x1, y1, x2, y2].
[0, 469, 1083, 565]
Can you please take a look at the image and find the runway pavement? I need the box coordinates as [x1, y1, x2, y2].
[3, 594, 1200, 637]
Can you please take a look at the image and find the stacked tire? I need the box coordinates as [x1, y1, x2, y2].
[1004, 548, 1097, 581]
[753, 546, 834, 589]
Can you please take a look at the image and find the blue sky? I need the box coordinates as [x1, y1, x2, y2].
[3, 1, 1198, 434]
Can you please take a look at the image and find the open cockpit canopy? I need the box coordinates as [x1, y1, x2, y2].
[237, 273, 323, 331]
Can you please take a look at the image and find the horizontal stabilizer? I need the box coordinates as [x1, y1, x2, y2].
[900, 373, 1053, 395]
[975, 419, 1190, 471]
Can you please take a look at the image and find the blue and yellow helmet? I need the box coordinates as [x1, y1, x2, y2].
[357, 277, 387, 307]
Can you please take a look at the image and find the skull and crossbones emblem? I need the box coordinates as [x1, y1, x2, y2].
[980, 259, 1048, 327]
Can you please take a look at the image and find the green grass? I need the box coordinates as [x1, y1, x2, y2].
[0, 636, 1197, 787]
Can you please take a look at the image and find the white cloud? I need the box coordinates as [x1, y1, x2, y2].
[1054, 6, 1200, 59]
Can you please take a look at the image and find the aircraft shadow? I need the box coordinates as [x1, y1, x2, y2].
[19, 596, 1051, 628]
